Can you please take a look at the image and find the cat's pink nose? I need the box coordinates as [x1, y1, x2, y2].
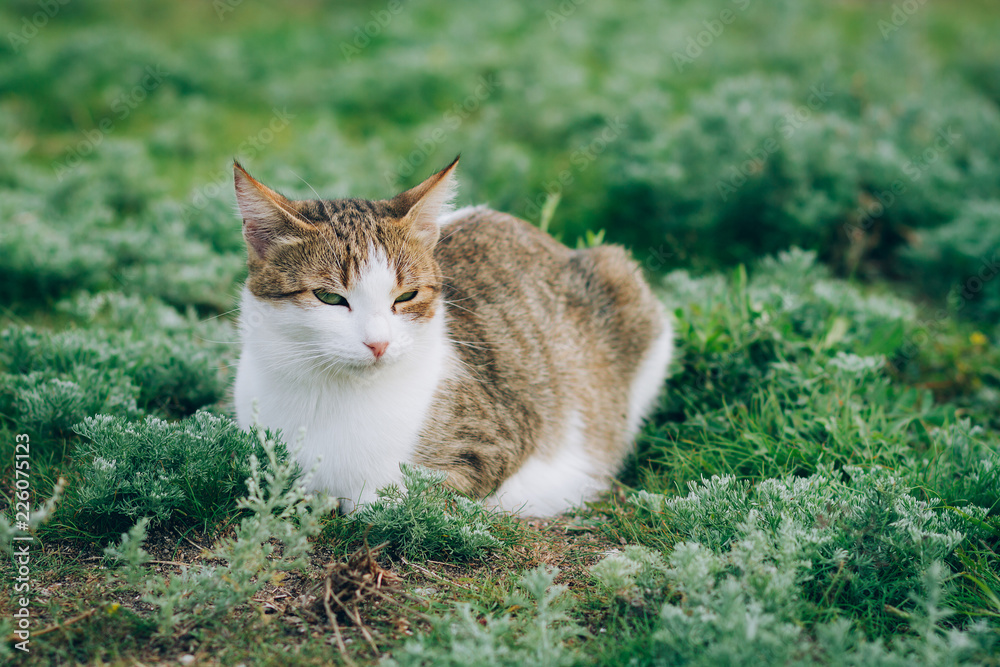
[365, 341, 389, 359]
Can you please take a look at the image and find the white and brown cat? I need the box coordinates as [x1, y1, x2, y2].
[232, 157, 672, 516]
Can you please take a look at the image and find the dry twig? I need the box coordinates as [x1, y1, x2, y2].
[302, 541, 404, 659]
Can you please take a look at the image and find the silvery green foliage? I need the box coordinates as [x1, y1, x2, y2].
[354, 463, 502, 561]
[69, 411, 287, 533]
[2, 366, 141, 439]
[0, 291, 232, 444]
[104, 427, 335, 636]
[0, 190, 113, 303]
[662, 561, 995, 667]
[589, 545, 670, 606]
[900, 199, 1000, 322]
[632, 468, 984, 602]
[0, 137, 245, 311]
[386, 566, 585, 667]
[607, 60, 1000, 274]
[594, 469, 997, 665]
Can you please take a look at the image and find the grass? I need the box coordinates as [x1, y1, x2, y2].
[1, 0, 999, 664]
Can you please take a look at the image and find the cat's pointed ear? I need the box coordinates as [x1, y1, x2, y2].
[391, 156, 459, 246]
[234, 161, 313, 259]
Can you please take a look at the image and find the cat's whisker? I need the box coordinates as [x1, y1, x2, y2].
[287, 169, 324, 203]
[199, 306, 242, 323]
[450, 360, 485, 381]
[264, 345, 340, 362]
[258, 344, 358, 376]
[441, 293, 475, 304]
[442, 300, 477, 316]
[441, 352, 491, 383]
[448, 339, 491, 350]
[436, 222, 470, 245]
[318, 356, 350, 377]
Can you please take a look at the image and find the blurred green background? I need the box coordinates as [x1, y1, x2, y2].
[2, 0, 999, 317]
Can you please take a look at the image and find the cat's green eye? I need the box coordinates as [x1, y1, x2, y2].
[395, 290, 418, 303]
[314, 290, 349, 307]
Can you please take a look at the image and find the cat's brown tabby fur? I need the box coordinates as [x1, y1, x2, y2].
[234, 157, 673, 515]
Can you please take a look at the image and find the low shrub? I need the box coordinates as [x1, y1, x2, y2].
[0, 292, 231, 455]
[900, 199, 1000, 323]
[56, 411, 288, 536]
[353, 464, 504, 561]
[593, 467, 997, 664]
[386, 566, 585, 667]
[104, 427, 333, 636]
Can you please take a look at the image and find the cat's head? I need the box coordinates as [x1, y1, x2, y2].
[234, 157, 458, 376]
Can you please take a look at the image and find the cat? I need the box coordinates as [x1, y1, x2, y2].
[232, 156, 673, 516]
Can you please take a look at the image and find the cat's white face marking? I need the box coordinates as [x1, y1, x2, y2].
[242, 249, 428, 379]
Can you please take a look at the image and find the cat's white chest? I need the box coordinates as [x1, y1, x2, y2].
[234, 303, 450, 505]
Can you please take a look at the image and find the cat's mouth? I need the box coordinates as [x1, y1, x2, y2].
[365, 352, 401, 369]
[339, 351, 398, 374]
